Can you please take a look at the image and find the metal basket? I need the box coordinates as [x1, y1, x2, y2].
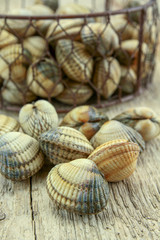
[0, 0, 158, 113]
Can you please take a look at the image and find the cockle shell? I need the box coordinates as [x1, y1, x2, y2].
[46, 158, 109, 214]
[35, 0, 58, 11]
[120, 66, 136, 93]
[60, 105, 108, 140]
[0, 30, 18, 49]
[113, 107, 160, 141]
[0, 44, 31, 82]
[55, 39, 93, 83]
[19, 100, 58, 140]
[0, 132, 44, 181]
[81, 23, 119, 57]
[39, 127, 94, 165]
[56, 3, 91, 15]
[27, 58, 64, 98]
[93, 57, 121, 99]
[88, 139, 140, 182]
[55, 80, 93, 105]
[90, 120, 145, 152]
[23, 36, 47, 62]
[0, 115, 20, 136]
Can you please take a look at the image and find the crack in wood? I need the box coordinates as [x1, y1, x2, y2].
[30, 177, 37, 240]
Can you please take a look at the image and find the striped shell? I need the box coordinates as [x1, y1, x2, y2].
[56, 3, 91, 15]
[0, 44, 31, 82]
[60, 105, 108, 140]
[39, 127, 94, 165]
[88, 139, 140, 182]
[0, 30, 18, 49]
[23, 36, 47, 62]
[46, 158, 109, 214]
[120, 66, 136, 93]
[113, 107, 160, 141]
[93, 57, 121, 99]
[35, 0, 58, 11]
[0, 132, 44, 181]
[19, 100, 58, 140]
[55, 80, 93, 105]
[90, 120, 145, 152]
[27, 58, 64, 98]
[81, 23, 119, 56]
[0, 115, 20, 136]
[56, 40, 93, 83]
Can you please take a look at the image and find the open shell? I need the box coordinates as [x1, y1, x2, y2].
[19, 100, 58, 140]
[113, 107, 160, 141]
[56, 39, 93, 83]
[0, 115, 20, 136]
[39, 126, 94, 165]
[0, 132, 44, 181]
[60, 105, 108, 140]
[93, 57, 121, 99]
[46, 158, 109, 214]
[88, 139, 140, 182]
[90, 120, 145, 152]
[27, 58, 64, 98]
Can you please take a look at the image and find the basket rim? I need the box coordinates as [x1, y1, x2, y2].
[0, 0, 156, 20]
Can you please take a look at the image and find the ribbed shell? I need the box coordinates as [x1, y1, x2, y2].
[90, 120, 145, 152]
[46, 158, 109, 214]
[93, 57, 121, 99]
[19, 100, 59, 140]
[88, 139, 140, 182]
[113, 107, 160, 141]
[0, 132, 44, 181]
[56, 3, 91, 15]
[0, 44, 31, 82]
[23, 36, 47, 62]
[60, 105, 108, 140]
[0, 115, 20, 136]
[27, 58, 64, 98]
[56, 39, 93, 83]
[81, 23, 119, 56]
[39, 127, 94, 165]
[0, 30, 18, 49]
[120, 66, 136, 93]
[55, 80, 93, 105]
[35, 0, 58, 11]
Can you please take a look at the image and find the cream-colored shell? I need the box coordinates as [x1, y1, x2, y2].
[120, 66, 137, 93]
[0, 30, 18, 49]
[19, 100, 58, 140]
[0, 115, 20, 136]
[88, 139, 140, 182]
[56, 3, 91, 15]
[56, 39, 93, 83]
[0, 132, 44, 181]
[47, 158, 109, 214]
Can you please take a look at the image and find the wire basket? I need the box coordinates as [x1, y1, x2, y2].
[0, 0, 158, 113]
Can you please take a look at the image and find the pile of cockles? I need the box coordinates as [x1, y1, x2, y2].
[0, 100, 159, 214]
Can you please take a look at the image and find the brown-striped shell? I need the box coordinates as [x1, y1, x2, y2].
[23, 36, 47, 62]
[55, 80, 93, 105]
[56, 3, 91, 15]
[88, 139, 140, 182]
[81, 23, 119, 57]
[113, 107, 160, 141]
[19, 100, 58, 140]
[35, 0, 58, 11]
[0, 44, 31, 82]
[0, 115, 20, 136]
[55, 39, 94, 83]
[39, 127, 94, 165]
[27, 58, 64, 98]
[120, 66, 136, 93]
[93, 57, 121, 99]
[0, 132, 44, 181]
[46, 158, 109, 214]
[0, 30, 18, 49]
[60, 105, 108, 140]
[90, 120, 145, 152]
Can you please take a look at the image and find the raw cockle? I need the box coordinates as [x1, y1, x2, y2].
[46, 158, 109, 214]
[90, 120, 145, 152]
[0, 132, 44, 181]
[19, 99, 59, 140]
[113, 107, 160, 141]
[60, 105, 108, 140]
[0, 115, 20, 136]
[39, 126, 94, 165]
[88, 139, 140, 182]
